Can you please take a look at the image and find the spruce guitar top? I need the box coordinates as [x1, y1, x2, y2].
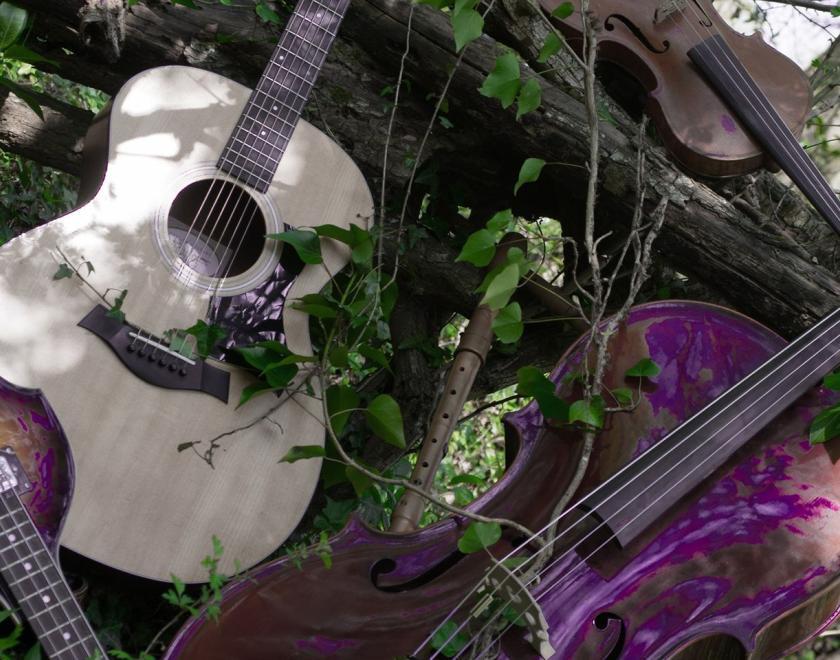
[0, 0, 372, 581]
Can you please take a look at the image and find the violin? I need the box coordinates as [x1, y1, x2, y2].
[540, 0, 840, 235]
[164, 300, 840, 658]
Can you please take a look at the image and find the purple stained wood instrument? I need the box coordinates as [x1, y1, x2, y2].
[165, 301, 840, 658]
[0, 378, 106, 659]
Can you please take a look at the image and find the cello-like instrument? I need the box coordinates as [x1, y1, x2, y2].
[164, 300, 840, 658]
[540, 0, 840, 234]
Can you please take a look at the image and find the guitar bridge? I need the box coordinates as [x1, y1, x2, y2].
[78, 305, 230, 403]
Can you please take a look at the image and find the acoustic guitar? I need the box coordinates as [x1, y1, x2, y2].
[0, 0, 370, 581]
[0, 376, 107, 659]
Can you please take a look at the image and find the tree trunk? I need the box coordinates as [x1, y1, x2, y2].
[2, 0, 839, 446]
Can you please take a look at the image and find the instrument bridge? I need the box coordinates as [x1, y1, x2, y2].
[78, 305, 230, 403]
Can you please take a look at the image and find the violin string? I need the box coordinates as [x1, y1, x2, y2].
[454, 330, 840, 659]
[0, 491, 71, 656]
[170, 0, 332, 341]
[677, 1, 840, 217]
[419, 306, 840, 657]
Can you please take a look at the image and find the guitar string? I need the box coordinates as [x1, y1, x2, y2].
[677, 0, 840, 219]
[418, 306, 840, 656]
[176, 0, 339, 347]
[423, 8, 840, 655]
[0, 490, 95, 659]
[451, 323, 840, 659]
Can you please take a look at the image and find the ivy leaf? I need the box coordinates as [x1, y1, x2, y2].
[349, 224, 374, 265]
[4, 44, 56, 66]
[172, 0, 200, 7]
[431, 620, 469, 657]
[823, 372, 840, 391]
[569, 396, 606, 429]
[182, 320, 227, 359]
[537, 32, 563, 63]
[516, 78, 541, 120]
[292, 293, 338, 318]
[809, 404, 840, 444]
[261, 362, 298, 389]
[22, 642, 41, 660]
[514, 157, 546, 194]
[267, 229, 322, 264]
[455, 229, 497, 267]
[492, 302, 523, 344]
[345, 464, 373, 497]
[480, 262, 519, 310]
[106, 289, 127, 323]
[457, 521, 502, 553]
[52, 263, 73, 280]
[255, 2, 281, 23]
[485, 208, 514, 234]
[0, 2, 27, 50]
[450, 473, 485, 487]
[625, 358, 661, 378]
[365, 394, 405, 449]
[451, 7, 483, 52]
[359, 344, 391, 370]
[516, 366, 569, 421]
[551, 1, 574, 19]
[279, 445, 326, 464]
[611, 387, 633, 407]
[237, 381, 275, 407]
[479, 52, 521, 109]
[326, 384, 360, 435]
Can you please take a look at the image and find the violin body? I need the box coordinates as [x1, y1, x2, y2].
[166, 301, 840, 659]
[541, 0, 812, 178]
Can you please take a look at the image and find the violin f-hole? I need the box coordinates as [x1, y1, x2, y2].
[592, 612, 626, 660]
[604, 14, 670, 54]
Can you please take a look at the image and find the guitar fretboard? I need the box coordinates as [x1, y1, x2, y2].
[0, 490, 105, 659]
[218, 0, 352, 192]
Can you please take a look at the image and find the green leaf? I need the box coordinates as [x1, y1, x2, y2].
[479, 52, 521, 109]
[451, 7, 483, 52]
[516, 77, 541, 119]
[514, 157, 546, 194]
[450, 473, 484, 487]
[551, 1, 574, 19]
[485, 208, 514, 234]
[359, 344, 391, 370]
[365, 394, 405, 448]
[625, 358, 661, 378]
[292, 293, 338, 318]
[569, 396, 605, 428]
[236, 345, 274, 371]
[455, 229, 496, 267]
[106, 289, 127, 323]
[279, 445, 326, 463]
[823, 372, 840, 391]
[4, 44, 55, 66]
[492, 302, 523, 343]
[255, 1, 281, 22]
[182, 320, 227, 359]
[345, 464, 373, 497]
[0, 77, 43, 119]
[52, 263, 73, 280]
[349, 224, 373, 265]
[516, 366, 568, 421]
[611, 387, 633, 407]
[22, 642, 41, 660]
[537, 32, 563, 63]
[430, 620, 469, 657]
[809, 404, 840, 444]
[326, 384, 359, 435]
[480, 262, 519, 310]
[237, 381, 275, 408]
[328, 344, 349, 368]
[0, 2, 27, 50]
[261, 362, 298, 388]
[267, 229, 322, 264]
[172, 0, 199, 6]
[457, 521, 501, 553]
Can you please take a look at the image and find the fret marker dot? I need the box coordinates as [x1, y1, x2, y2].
[62, 632, 72, 641]
[261, 131, 267, 136]
[273, 106, 278, 112]
[316, 11, 322, 17]
[279, 55, 284, 60]
[23, 562, 31, 571]
[42, 595, 50, 604]
[7, 533, 15, 542]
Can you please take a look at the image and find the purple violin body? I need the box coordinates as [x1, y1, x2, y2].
[166, 301, 840, 659]
[0, 377, 73, 554]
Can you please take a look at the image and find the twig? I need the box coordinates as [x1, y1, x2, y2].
[764, 0, 839, 13]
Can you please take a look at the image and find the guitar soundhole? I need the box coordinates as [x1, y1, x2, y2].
[167, 178, 267, 278]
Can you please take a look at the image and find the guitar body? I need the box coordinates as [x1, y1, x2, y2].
[0, 65, 373, 581]
[165, 302, 840, 658]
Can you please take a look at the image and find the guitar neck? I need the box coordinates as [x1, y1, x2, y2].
[689, 34, 840, 235]
[0, 490, 105, 660]
[218, 0, 352, 192]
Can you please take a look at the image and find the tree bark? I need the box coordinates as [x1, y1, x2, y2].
[2, 0, 839, 445]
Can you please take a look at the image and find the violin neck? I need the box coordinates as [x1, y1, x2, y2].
[688, 35, 840, 235]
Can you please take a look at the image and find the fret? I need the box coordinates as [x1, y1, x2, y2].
[4, 548, 46, 570]
[218, 0, 351, 192]
[41, 616, 83, 637]
[0, 533, 38, 552]
[19, 579, 65, 602]
[49, 633, 94, 656]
